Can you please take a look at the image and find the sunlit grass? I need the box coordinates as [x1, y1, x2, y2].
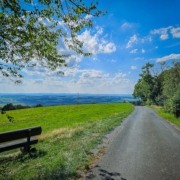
[0, 103, 134, 180]
[149, 105, 180, 127]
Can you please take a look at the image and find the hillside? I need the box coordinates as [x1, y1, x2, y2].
[0, 103, 134, 180]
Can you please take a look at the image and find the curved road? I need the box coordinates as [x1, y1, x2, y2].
[84, 106, 180, 180]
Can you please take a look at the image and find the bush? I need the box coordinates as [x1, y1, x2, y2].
[171, 91, 180, 118]
[130, 100, 143, 106]
[2, 103, 15, 111]
[2, 103, 30, 111]
[91, 102, 96, 104]
[145, 99, 153, 106]
[35, 104, 43, 107]
[164, 90, 180, 118]
[163, 99, 172, 113]
[155, 95, 166, 106]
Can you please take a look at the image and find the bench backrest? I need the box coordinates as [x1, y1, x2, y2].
[0, 126, 42, 143]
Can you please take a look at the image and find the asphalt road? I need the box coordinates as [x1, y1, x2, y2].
[84, 106, 180, 180]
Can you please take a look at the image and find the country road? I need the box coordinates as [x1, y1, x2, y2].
[84, 106, 180, 180]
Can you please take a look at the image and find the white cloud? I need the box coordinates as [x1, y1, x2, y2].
[101, 72, 132, 92]
[150, 26, 172, 40]
[23, 66, 48, 75]
[114, 72, 127, 78]
[131, 66, 137, 70]
[63, 68, 79, 77]
[165, 42, 180, 48]
[66, 70, 131, 92]
[134, 57, 144, 60]
[92, 57, 98, 61]
[171, 27, 180, 38]
[66, 55, 82, 68]
[85, 14, 93, 20]
[160, 34, 169, 40]
[78, 28, 116, 54]
[77, 70, 109, 85]
[156, 53, 180, 62]
[150, 26, 180, 40]
[126, 35, 138, 48]
[0, 68, 134, 94]
[130, 49, 138, 53]
[141, 35, 152, 43]
[141, 49, 145, 53]
[121, 22, 133, 29]
[101, 72, 129, 86]
[108, 59, 117, 63]
[33, 79, 45, 84]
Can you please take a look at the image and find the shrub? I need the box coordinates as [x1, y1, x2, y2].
[145, 99, 153, 106]
[155, 95, 166, 106]
[171, 91, 180, 118]
[164, 90, 180, 118]
[35, 104, 43, 107]
[2, 103, 15, 111]
[2, 103, 30, 111]
[130, 100, 143, 106]
[163, 99, 172, 113]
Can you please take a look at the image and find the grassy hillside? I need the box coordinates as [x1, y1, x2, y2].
[0, 103, 134, 180]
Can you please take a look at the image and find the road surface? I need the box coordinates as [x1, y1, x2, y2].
[84, 106, 180, 180]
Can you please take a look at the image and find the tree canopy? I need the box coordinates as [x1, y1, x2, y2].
[0, 0, 105, 83]
[133, 61, 180, 117]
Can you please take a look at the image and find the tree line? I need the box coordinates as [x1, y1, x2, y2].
[1, 103, 43, 111]
[133, 61, 180, 118]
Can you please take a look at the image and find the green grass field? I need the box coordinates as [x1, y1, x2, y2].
[149, 106, 180, 128]
[0, 103, 134, 180]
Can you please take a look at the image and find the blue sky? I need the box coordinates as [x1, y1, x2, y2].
[1, 0, 180, 94]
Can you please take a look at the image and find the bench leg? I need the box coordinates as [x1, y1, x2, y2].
[20, 146, 36, 153]
[27, 129, 31, 152]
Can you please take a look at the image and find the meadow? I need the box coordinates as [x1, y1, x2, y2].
[0, 103, 134, 180]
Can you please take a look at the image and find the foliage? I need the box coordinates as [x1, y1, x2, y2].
[6, 114, 14, 122]
[155, 94, 166, 106]
[0, 0, 105, 83]
[133, 62, 159, 104]
[34, 104, 43, 107]
[91, 101, 96, 104]
[163, 61, 180, 98]
[130, 100, 143, 106]
[2, 103, 30, 111]
[0, 103, 134, 180]
[134, 61, 180, 117]
[171, 90, 180, 118]
[164, 90, 180, 118]
[2, 103, 15, 111]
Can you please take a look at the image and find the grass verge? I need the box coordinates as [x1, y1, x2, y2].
[0, 103, 134, 180]
[149, 105, 180, 128]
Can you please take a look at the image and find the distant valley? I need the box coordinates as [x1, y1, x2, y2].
[0, 93, 136, 107]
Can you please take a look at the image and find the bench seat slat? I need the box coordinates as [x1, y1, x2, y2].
[0, 137, 38, 153]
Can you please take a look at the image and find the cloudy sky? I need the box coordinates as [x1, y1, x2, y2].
[1, 0, 180, 94]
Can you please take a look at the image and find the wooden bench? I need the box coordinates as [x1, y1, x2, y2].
[0, 126, 42, 153]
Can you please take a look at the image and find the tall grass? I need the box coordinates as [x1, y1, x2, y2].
[150, 105, 180, 127]
[0, 103, 134, 180]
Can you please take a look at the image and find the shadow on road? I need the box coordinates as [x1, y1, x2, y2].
[85, 165, 126, 180]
